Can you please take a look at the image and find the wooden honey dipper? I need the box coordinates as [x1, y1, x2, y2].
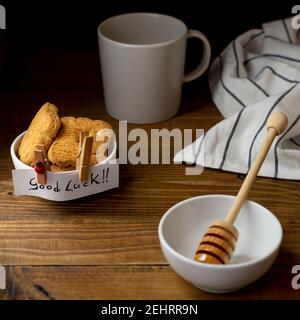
[194, 112, 288, 265]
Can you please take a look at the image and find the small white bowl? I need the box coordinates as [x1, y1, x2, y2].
[11, 131, 117, 170]
[158, 195, 282, 293]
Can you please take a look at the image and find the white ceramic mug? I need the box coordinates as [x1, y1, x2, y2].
[98, 13, 211, 124]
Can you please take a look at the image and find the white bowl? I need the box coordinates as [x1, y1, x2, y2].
[158, 195, 282, 293]
[11, 131, 117, 170]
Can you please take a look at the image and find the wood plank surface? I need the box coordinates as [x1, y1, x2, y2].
[0, 48, 300, 299]
[0, 163, 300, 266]
[0, 265, 297, 300]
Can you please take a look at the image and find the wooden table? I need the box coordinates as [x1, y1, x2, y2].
[0, 48, 299, 300]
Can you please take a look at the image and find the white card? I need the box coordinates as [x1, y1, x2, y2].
[12, 163, 119, 201]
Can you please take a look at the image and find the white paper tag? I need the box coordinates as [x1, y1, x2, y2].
[12, 163, 119, 201]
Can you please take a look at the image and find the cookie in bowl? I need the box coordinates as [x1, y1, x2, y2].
[16, 103, 113, 172]
[18, 102, 61, 166]
[48, 117, 112, 172]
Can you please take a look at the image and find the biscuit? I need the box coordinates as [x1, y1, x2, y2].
[18, 103, 61, 166]
[50, 164, 75, 172]
[48, 117, 112, 170]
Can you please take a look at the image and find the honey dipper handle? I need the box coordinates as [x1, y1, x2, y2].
[225, 112, 288, 225]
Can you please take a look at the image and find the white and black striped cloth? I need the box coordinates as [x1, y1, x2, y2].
[174, 17, 300, 180]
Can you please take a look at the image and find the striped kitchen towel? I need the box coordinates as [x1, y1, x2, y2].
[174, 17, 300, 180]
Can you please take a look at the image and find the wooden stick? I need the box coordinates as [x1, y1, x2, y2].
[36, 144, 48, 162]
[78, 134, 93, 182]
[194, 112, 288, 265]
[76, 131, 89, 170]
[225, 112, 288, 225]
[34, 144, 48, 185]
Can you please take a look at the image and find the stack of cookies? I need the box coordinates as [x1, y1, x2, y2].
[18, 103, 113, 172]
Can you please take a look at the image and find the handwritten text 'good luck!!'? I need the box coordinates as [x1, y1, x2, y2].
[29, 168, 110, 192]
[12, 163, 119, 201]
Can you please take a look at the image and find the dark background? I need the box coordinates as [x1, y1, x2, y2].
[1, 0, 297, 49]
[0, 0, 298, 102]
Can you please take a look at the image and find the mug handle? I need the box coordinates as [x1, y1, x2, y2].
[183, 30, 211, 83]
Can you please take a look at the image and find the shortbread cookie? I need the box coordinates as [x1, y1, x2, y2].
[50, 164, 75, 172]
[87, 119, 113, 164]
[47, 117, 79, 169]
[96, 127, 114, 163]
[48, 117, 112, 170]
[18, 103, 61, 166]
